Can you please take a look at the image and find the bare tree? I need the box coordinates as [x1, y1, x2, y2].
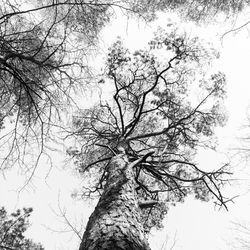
[67, 26, 231, 249]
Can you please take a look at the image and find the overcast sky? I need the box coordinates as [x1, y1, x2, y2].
[1, 8, 250, 250]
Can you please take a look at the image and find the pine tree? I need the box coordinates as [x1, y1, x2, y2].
[68, 27, 230, 250]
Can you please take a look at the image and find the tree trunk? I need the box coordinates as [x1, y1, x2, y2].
[79, 153, 150, 250]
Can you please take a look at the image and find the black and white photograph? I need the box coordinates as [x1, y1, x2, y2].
[0, 1, 250, 249]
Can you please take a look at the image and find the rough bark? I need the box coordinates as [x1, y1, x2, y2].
[79, 153, 150, 250]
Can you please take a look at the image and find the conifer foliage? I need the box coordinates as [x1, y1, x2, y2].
[0, 207, 44, 250]
[68, 27, 230, 249]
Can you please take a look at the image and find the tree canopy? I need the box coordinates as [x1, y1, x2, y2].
[0, 0, 248, 170]
[133, 0, 250, 22]
[0, 207, 44, 250]
[1, 0, 249, 249]
[68, 26, 230, 233]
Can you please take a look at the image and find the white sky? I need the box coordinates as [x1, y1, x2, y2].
[1, 8, 250, 250]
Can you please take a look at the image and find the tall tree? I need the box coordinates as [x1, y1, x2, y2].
[0, 0, 174, 171]
[67, 27, 230, 249]
[0, 207, 44, 250]
[0, 0, 249, 172]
